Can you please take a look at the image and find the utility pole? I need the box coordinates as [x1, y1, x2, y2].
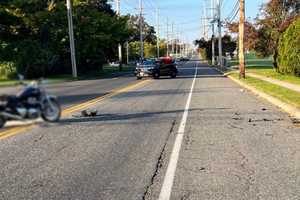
[211, 0, 216, 65]
[217, 0, 223, 68]
[184, 37, 188, 57]
[66, 0, 77, 78]
[116, 0, 122, 70]
[239, 0, 246, 78]
[126, 41, 129, 64]
[156, 7, 160, 58]
[175, 33, 178, 58]
[203, 2, 208, 40]
[139, 0, 144, 61]
[212, 23, 215, 65]
[171, 23, 175, 56]
[166, 18, 169, 56]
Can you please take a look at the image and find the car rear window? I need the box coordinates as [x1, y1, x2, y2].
[142, 60, 155, 65]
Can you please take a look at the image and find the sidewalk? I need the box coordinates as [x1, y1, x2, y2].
[148, 66, 300, 199]
[247, 72, 300, 93]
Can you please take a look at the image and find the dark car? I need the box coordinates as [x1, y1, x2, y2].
[134, 57, 178, 79]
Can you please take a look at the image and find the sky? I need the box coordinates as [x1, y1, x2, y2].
[112, 0, 268, 44]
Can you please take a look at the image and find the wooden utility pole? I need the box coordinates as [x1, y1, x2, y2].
[66, 0, 77, 78]
[239, 0, 246, 78]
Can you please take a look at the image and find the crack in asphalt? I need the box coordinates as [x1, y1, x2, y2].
[142, 119, 177, 200]
[236, 150, 260, 199]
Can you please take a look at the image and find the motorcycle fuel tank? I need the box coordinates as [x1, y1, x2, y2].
[18, 87, 41, 100]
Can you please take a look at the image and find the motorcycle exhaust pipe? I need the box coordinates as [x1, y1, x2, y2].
[0, 112, 23, 120]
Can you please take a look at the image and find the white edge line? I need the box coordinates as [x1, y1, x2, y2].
[158, 63, 198, 200]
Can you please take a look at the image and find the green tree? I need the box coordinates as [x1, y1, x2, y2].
[226, 21, 258, 52]
[278, 18, 300, 75]
[0, 0, 133, 78]
[256, 0, 299, 69]
[127, 15, 157, 44]
[194, 35, 237, 61]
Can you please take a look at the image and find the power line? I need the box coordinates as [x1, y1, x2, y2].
[224, 0, 239, 22]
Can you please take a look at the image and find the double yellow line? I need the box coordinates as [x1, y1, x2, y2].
[0, 79, 150, 140]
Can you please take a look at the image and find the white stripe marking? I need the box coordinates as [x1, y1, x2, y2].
[158, 64, 198, 200]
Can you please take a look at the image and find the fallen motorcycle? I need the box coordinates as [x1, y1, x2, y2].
[0, 75, 61, 128]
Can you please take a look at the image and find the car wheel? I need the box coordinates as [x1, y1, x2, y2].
[170, 71, 177, 78]
[153, 72, 160, 79]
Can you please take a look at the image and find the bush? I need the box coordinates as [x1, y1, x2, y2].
[278, 18, 300, 76]
[15, 40, 58, 79]
[0, 62, 17, 79]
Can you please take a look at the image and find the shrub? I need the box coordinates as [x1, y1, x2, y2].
[0, 62, 17, 79]
[15, 40, 58, 79]
[278, 18, 300, 76]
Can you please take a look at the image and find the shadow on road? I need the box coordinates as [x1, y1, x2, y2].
[58, 92, 108, 106]
[155, 75, 225, 80]
[110, 86, 238, 100]
[58, 107, 232, 125]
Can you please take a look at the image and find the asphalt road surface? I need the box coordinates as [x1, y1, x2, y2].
[0, 72, 138, 109]
[0, 61, 299, 200]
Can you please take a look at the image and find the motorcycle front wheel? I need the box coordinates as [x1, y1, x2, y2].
[41, 98, 61, 122]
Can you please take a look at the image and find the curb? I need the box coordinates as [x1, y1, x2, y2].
[209, 66, 233, 76]
[228, 75, 300, 119]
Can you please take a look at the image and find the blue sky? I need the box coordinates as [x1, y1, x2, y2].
[113, 0, 267, 43]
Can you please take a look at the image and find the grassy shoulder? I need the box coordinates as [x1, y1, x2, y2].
[229, 59, 273, 67]
[229, 73, 300, 108]
[246, 66, 300, 86]
[0, 64, 135, 87]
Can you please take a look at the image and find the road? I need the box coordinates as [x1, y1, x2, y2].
[0, 72, 138, 109]
[0, 61, 300, 200]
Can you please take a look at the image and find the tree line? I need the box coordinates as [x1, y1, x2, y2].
[195, 0, 299, 76]
[0, 0, 162, 79]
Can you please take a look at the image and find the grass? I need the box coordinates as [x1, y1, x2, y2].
[245, 66, 300, 86]
[0, 64, 135, 87]
[230, 73, 300, 108]
[227, 52, 300, 86]
[228, 59, 273, 67]
[0, 77, 73, 87]
[0, 79, 21, 87]
[228, 52, 273, 67]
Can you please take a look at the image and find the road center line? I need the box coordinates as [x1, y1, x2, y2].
[0, 79, 150, 140]
[158, 64, 198, 200]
